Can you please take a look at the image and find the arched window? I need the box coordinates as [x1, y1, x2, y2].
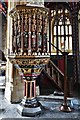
[51, 8, 72, 55]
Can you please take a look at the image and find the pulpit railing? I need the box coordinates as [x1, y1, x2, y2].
[10, 4, 49, 56]
[43, 60, 64, 91]
[48, 42, 71, 112]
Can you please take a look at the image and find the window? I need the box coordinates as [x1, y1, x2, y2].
[51, 9, 72, 55]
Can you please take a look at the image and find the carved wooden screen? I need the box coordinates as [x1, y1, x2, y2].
[51, 8, 72, 55]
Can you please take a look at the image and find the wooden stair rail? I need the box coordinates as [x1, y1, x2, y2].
[43, 60, 64, 92]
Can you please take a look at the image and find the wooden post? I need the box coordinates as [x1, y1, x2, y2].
[60, 52, 71, 112]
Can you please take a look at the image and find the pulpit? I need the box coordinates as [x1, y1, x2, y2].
[9, 4, 50, 116]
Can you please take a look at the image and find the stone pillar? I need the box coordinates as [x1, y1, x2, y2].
[5, 1, 25, 102]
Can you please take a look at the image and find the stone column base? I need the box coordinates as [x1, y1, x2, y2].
[17, 104, 41, 116]
[17, 97, 41, 116]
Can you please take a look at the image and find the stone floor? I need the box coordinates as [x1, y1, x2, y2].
[0, 90, 80, 120]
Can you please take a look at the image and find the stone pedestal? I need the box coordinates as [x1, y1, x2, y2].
[17, 97, 41, 116]
[17, 78, 41, 116]
[8, 55, 49, 116]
